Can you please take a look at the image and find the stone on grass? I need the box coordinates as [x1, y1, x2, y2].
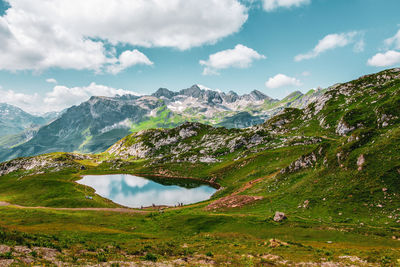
[273, 211, 287, 222]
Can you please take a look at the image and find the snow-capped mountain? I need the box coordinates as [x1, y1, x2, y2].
[0, 85, 325, 162]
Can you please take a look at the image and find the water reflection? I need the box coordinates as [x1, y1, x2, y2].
[77, 174, 217, 208]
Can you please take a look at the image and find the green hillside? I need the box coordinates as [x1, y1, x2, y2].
[0, 69, 399, 265]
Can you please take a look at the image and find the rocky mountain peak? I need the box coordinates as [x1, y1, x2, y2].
[249, 90, 269, 101]
[152, 88, 176, 99]
[224, 91, 240, 103]
[179, 85, 203, 98]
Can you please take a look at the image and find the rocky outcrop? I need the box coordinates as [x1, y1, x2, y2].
[108, 122, 275, 163]
[336, 119, 355, 136]
[280, 152, 318, 174]
[0, 153, 83, 176]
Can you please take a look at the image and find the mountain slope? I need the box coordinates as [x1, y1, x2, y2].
[96, 68, 400, 220]
[3, 67, 393, 216]
[0, 95, 161, 161]
[0, 84, 335, 162]
[0, 68, 399, 266]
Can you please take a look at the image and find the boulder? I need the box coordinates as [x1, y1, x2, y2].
[273, 211, 287, 222]
[268, 239, 289, 248]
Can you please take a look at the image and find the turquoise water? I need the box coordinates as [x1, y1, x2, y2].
[77, 174, 217, 208]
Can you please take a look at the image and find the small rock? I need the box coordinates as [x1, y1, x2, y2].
[357, 154, 365, 171]
[14, 246, 31, 254]
[268, 239, 289, 248]
[0, 245, 10, 254]
[273, 211, 287, 222]
[261, 254, 281, 261]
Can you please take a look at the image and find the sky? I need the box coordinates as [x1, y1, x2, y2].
[0, 0, 399, 114]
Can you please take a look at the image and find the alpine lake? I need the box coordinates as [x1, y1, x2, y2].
[77, 174, 217, 208]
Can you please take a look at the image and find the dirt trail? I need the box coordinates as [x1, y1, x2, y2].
[206, 171, 280, 210]
[232, 171, 280, 196]
[0, 201, 147, 213]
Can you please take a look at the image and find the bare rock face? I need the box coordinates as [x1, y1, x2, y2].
[179, 128, 197, 139]
[273, 211, 287, 222]
[280, 152, 318, 174]
[336, 119, 355, 136]
[0, 154, 80, 176]
[357, 154, 365, 171]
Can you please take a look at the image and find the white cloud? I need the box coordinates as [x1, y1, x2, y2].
[366, 29, 400, 68]
[367, 50, 400, 67]
[265, 74, 302, 89]
[107, 50, 153, 75]
[46, 78, 57, 84]
[0, 83, 139, 114]
[200, 44, 265, 75]
[263, 0, 310, 11]
[295, 32, 362, 61]
[0, 0, 248, 71]
[384, 29, 400, 49]
[354, 39, 365, 53]
[301, 71, 311, 77]
[0, 89, 42, 113]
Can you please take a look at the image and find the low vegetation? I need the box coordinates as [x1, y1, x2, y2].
[0, 69, 399, 265]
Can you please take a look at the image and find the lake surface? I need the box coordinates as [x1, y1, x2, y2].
[77, 174, 217, 208]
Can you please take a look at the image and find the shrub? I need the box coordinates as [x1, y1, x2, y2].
[143, 253, 158, 262]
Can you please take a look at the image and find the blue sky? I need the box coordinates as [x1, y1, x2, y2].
[0, 0, 399, 113]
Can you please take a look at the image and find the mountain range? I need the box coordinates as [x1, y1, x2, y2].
[0, 84, 326, 163]
[0, 68, 399, 266]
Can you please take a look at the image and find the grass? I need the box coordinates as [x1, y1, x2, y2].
[0, 135, 399, 264]
[0, 205, 399, 265]
[1, 68, 400, 264]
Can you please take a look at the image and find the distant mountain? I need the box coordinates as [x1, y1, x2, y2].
[41, 110, 66, 123]
[0, 85, 325, 162]
[0, 103, 46, 137]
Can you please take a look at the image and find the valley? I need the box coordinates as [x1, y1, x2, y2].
[0, 69, 399, 265]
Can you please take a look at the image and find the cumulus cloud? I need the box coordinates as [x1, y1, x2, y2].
[367, 50, 400, 67]
[0, 83, 139, 114]
[263, 0, 310, 11]
[0, 0, 248, 72]
[200, 44, 265, 75]
[46, 78, 57, 84]
[295, 32, 363, 62]
[107, 50, 153, 75]
[265, 74, 302, 89]
[43, 83, 138, 110]
[0, 88, 41, 113]
[384, 29, 400, 49]
[367, 29, 400, 68]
